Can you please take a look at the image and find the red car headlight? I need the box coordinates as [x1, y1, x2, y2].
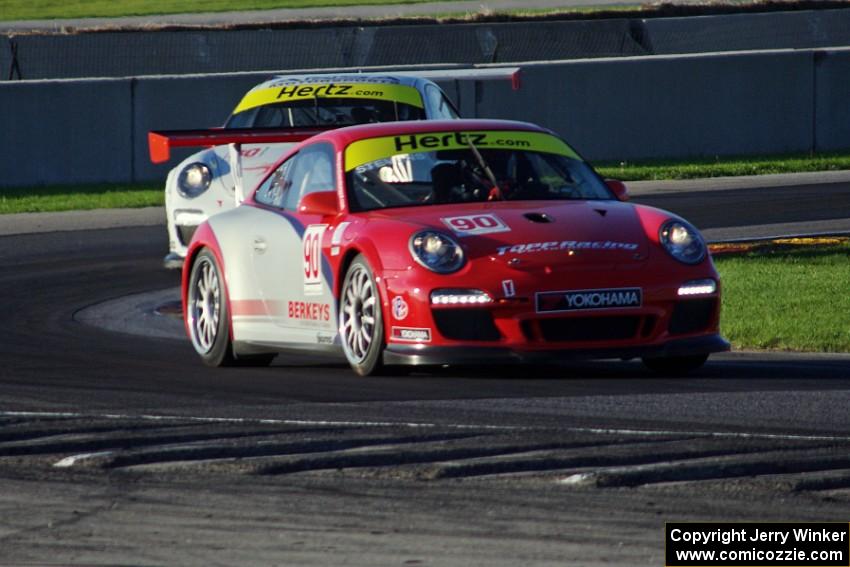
[409, 230, 465, 274]
[659, 219, 706, 265]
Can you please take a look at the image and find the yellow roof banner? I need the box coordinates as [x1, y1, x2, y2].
[233, 82, 425, 114]
[345, 130, 580, 171]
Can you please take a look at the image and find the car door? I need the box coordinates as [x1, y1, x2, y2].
[249, 142, 340, 347]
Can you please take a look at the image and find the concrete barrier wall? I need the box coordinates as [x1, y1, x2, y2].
[643, 9, 850, 55]
[5, 9, 850, 81]
[2, 48, 849, 187]
[0, 20, 644, 80]
[2, 29, 354, 80]
[362, 19, 646, 66]
[476, 50, 815, 161]
[0, 78, 132, 186]
[815, 49, 850, 152]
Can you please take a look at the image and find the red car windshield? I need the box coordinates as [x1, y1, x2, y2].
[345, 131, 613, 212]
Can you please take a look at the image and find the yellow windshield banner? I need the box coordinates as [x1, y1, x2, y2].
[233, 82, 425, 114]
[345, 130, 580, 171]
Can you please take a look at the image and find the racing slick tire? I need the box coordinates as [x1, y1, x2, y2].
[641, 354, 709, 375]
[340, 255, 385, 376]
[187, 248, 274, 368]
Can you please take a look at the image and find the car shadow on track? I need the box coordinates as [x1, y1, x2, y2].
[271, 351, 850, 383]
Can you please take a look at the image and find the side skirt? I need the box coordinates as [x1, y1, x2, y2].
[234, 340, 346, 361]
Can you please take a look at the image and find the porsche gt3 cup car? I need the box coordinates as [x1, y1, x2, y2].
[179, 119, 729, 376]
[155, 72, 464, 269]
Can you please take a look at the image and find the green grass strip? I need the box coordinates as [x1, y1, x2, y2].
[0, 0, 441, 21]
[595, 152, 850, 181]
[714, 243, 850, 352]
[0, 184, 162, 214]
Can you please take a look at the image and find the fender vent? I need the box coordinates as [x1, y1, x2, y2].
[177, 225, 198, 246]
[524, 212, 552, 223]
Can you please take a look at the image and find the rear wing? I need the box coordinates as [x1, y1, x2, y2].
[147, 126, 328, 164]
[148, 126, 328, 205]
[390, 67, 522, 91]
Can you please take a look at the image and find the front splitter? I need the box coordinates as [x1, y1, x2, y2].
[383, 334, 730, 366]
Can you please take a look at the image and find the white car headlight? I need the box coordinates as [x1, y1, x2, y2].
[177, 163, 212, 198]
[659, 219, 706, 265]
[409, 230, 465, 273]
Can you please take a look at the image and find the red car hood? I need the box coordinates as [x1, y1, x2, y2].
[364, 200, 649, 270]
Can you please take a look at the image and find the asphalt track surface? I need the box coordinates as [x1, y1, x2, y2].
[2, 176, 850, 565]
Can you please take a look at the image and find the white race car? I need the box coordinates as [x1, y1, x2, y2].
[153, 72, 469, 268]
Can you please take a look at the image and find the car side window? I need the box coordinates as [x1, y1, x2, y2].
[225, 107, 258, 129]
[253, 105, 287, 127]
[424, 84, 460, 119]
[255, 158, 294, 209]
[282, 142, 336, 211]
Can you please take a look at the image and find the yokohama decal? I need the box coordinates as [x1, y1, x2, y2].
[303, 224, 327, 295]
[536, 287, 642, 313]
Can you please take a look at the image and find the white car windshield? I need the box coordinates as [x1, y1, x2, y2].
[227, 98, 427, 128]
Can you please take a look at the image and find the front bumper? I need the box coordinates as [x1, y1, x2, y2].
[166, 208, 207, 268]
[383, 333, 730, 366]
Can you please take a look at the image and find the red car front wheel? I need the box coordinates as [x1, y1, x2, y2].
[339, 255, 385, 376]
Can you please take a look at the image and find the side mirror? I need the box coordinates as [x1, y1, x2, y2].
[298, 191, 338, 216]
[605, 179, 629, 202]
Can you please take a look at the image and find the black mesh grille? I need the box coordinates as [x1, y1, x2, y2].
[177, 225, 197, 246]
[641, 315, 658, 338]
[537, 316, 641, 342]
[669, 299, 716, 335]
[433, 309, 501, 341]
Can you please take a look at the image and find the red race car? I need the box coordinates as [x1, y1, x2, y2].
[171, 119, 728, 375]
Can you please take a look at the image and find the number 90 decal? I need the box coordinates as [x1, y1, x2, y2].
[303, 224, 327, 295]
[441, 214, 510, 236]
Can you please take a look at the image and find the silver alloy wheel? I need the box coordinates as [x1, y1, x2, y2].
[340, 264, 377, 363]
[189, 256, 221, 354]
